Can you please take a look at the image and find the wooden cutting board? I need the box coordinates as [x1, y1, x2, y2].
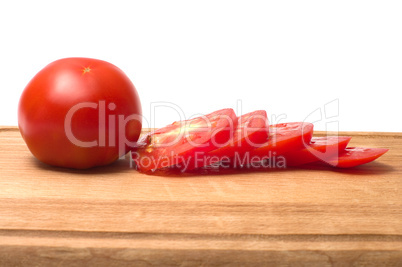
[0, 126, 401, 266]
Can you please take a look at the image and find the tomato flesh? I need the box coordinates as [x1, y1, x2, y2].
[283, 136, 352, 166]
[196, 122, 313, 169]
[132, 108, 237, 173]
[326, 147, 389, 168]
[241, 122, 314, 161]
[180, 110, 269, 171]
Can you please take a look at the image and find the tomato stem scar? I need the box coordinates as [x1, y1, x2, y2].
[82, 67, 91, 74]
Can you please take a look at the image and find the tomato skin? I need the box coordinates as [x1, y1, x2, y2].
[326, 147, 389, 168]
[283, 136, 352, 166]
[18, 58, 142, 169]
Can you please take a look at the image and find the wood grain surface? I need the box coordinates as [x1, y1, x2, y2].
[0, 126, 401, 266]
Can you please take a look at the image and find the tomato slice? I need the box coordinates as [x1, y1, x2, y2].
[132, 108, 237, 173]
[201, 122, 313, 169]
[180, 110, 269, 171]
[326, 147, 389, 168]
[237, 122, 314, 163]
[282, 136, 352, 166]
[193, 122, 313, 169]
[152, 121, 313, 173]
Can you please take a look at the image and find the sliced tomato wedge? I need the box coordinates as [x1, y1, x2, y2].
[282, 136, 352, 166]
[226, 122, 314, 168]
[326, 147, 389, 168]
[132, 108, 237, 173]
[179, 110, 269, 171]
[254, 122, 314, 156]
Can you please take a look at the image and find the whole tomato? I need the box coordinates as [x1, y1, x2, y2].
[18, 57, 142, 169]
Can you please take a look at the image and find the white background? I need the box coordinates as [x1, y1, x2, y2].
[1, 0, 401, 132]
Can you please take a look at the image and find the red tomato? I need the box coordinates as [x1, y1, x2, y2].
[195, 121, 314, 170]
[326, 147, 389, 168]
[283, 136, 352, 166]
[181, 110, 269, 170]
[18, 57, 142, 169]
[236, 122, 314, 165]
[132, 108, 237, 173]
